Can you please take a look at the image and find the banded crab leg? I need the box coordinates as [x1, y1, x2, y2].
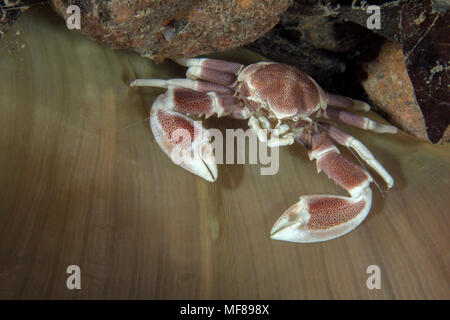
[132, 57, 244, 95]
[324, 107, 398, 134]
[327, 93, 371, 112]
[131, 78, 234, 95]
[173, 57, 244, 85]
[317, 122, 394, 188]
[131, 81, 242, 182]
[270, 131, 374, 243]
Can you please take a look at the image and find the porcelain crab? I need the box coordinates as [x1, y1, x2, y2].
[130, 57, 397, 243]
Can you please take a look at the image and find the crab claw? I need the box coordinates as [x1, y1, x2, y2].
[270, 188, 372, 243]
[150, 96, 217, 182]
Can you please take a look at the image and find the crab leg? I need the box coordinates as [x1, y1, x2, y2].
[258, 116, 271, 129]
[318, 122, 394, 188]
[325, 107, 398, 134]
[267, 136, 295, 147]
[173, 58, 243, 87]
[268, 123, 294, 147]
[173, 58, 244, 75]
[248, 116, 268, 142]
[327, 93, 371, 111]
[130, 78, 234, 95]
[270, 132, 374, 243]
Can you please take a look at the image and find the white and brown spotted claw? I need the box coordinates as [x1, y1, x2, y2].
[270, 190, 372, 243]
[131, 58, 245, 183]
[149, 93, 218, 182]
[270, 132, 376, 243]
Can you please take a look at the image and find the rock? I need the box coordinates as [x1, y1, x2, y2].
[246, 0, 390, 101]
[246, 1, 365, 95]
[50, 0, 292, 62]
[335, 0, 403, 43]
[361, 41, 433, 142]
[246, 28, 347, 90]
[362, 0, 450, 144]
[400, 0, 450, 144]
[279, 2, 362, 52]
